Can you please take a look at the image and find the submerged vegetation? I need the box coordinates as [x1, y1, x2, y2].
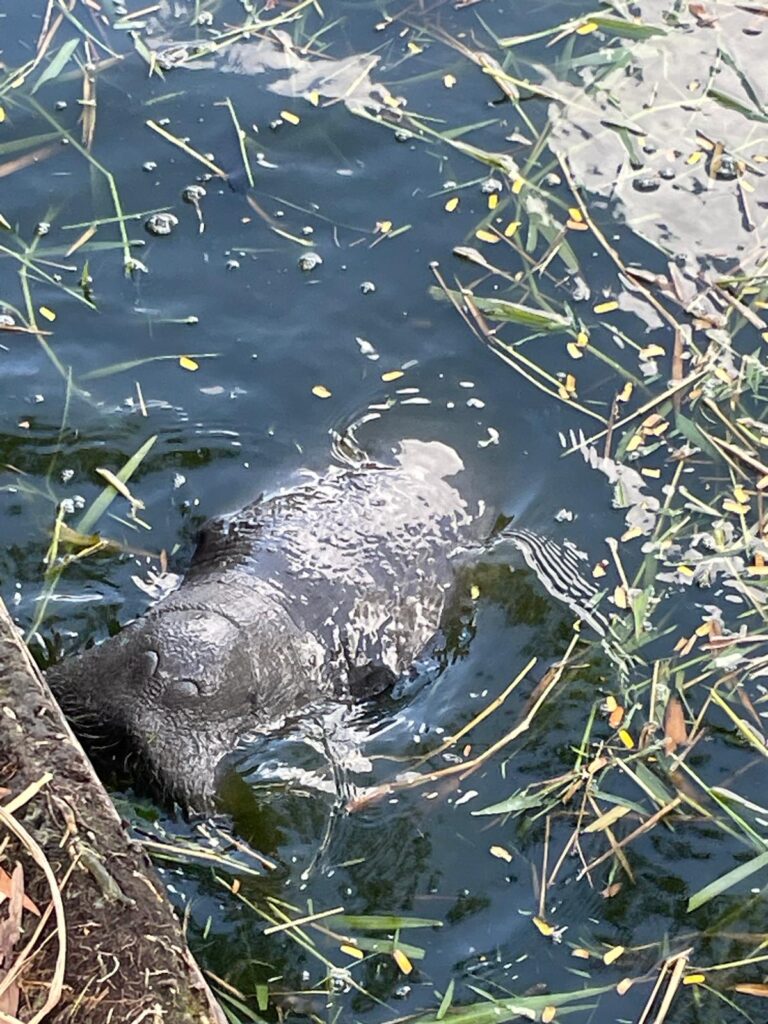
[2, 0, 768, 1022]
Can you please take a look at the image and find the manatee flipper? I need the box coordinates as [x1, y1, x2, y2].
[188, 508, 260, 572]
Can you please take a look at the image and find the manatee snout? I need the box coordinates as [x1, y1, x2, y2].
[47, 607, 257, 804]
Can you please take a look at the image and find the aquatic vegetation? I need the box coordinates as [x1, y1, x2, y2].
[2, 0, 768, 1021]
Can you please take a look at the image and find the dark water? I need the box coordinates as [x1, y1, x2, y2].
[1, 2, 764, 1022]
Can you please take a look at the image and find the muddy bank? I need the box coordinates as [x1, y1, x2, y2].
[0, 597, 225, 1024]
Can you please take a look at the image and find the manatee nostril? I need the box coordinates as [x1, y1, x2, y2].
[164, 678, 202, 704]
[142, 650, 160, 676]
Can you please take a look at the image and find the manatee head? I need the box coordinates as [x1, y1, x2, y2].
[47, 601, 284, 807]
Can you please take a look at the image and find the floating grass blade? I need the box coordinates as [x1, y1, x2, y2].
[688, 850, 768, 912]
[30, 37, 81, 95]
[76, 434, 158, 535]
[429, 286, 575, 332]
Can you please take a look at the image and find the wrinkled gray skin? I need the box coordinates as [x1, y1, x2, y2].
[48, 440, 486, 807]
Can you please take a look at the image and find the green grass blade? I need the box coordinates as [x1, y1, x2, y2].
[436, 979, 455, 1020]
[327, 914, 442, 930]
[31, 38, 81, 95]
[76, 434, 158, 535]
[591, 15, 666, 39]
[687, 849, 768, 912]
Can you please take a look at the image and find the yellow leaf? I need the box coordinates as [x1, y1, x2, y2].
[312, 385, 332, 399]
[616, 978, 633, 995]
[618, 729, 634, 750]
[381, 370, 404, 382]
[542, 1007, 557, 1023]
[307, 90, 320, 107]
[475, 229, 499, 244]
[603, 945, 625, 965]
[533, 916, 555, 936]
[511, 178, 524, 195]
[641, 412, 664, 430]
[593, 300, 619, 314]
[445, 196, 459, 212]
[626, 433, 643, 453]
[613, 585, 628, 609]
[609, 706, 624, 729]
[377, 220, 393, 234]
[489, 844, 513, 862]
[407, 41, 423, 54]
[687, 150, 703, 165]
[179, 355, 199, 371]
[605, 694, 618, 712]
[640, 343, 666, 358]
[723, 499, 749, 515]
[393, 948, 413, 974]
[568, 207, 583, 222]
[341, 944, 364, 960]
[0, 104, 5, 123]
[576, 330, 589, 347]
[564, 373, 577, 395]
[39, 306, 56, 322]
[618, 382, 633, 402]
[620, 525, 642, 542]
[566, 342, 584, 360]
[592, 561, 607, 578]
[733, 485, 749, 504]
[641, 467, 661, 479]
[488, 193, 499, 210]
[470, 584, 480, 600]
[504, 220, 521, 237]
[762, 331, 768, 344]
[576, 20, 598, 33]
[281, 110, 300, 125]
[572, 948, 590, 959]
[683, 974, 706, 986]
[678, 565, 694, 577]
[644, 419, 669, 437]
[443, 74, 457, 89]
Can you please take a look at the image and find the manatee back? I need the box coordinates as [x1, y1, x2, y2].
[186, 440, 479, 684]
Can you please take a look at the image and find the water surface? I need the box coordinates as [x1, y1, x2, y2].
[2, 2, 767, 1021]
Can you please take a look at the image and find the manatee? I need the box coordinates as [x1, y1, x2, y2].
[47, 438, 608, 807]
